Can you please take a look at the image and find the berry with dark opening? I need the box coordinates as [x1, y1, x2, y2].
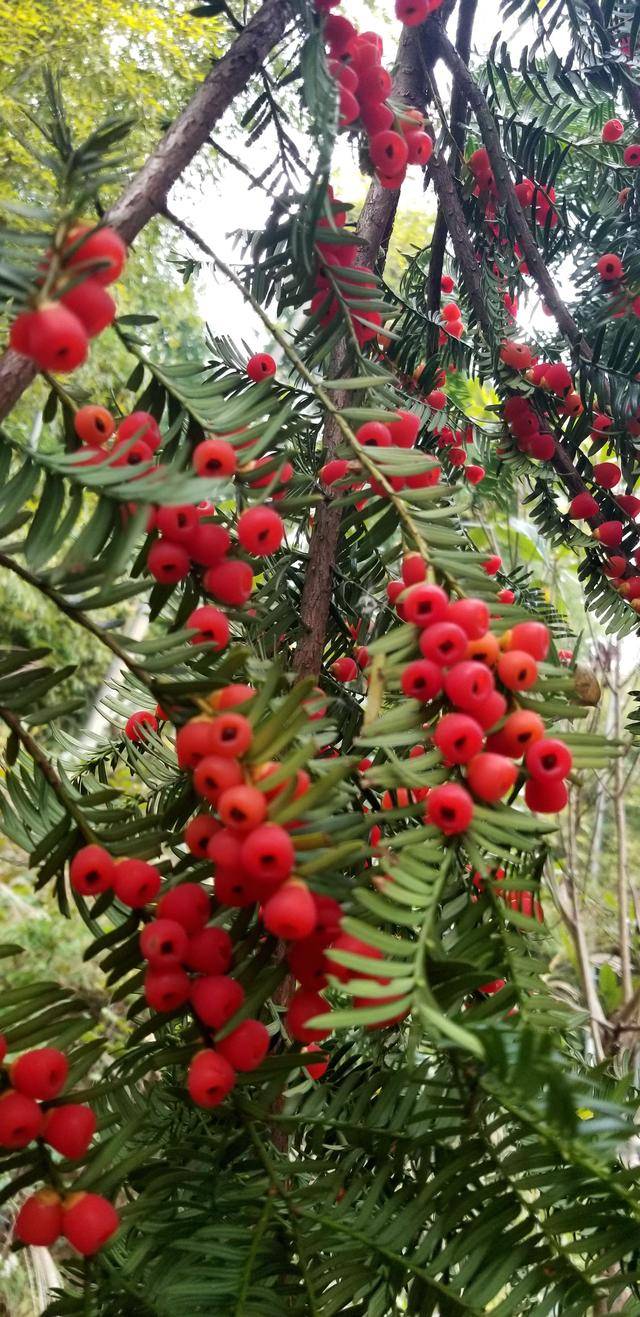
[597, 253, 624, 281]
[185, 814, 219, 857]
[113, 858, 161, 908]
[117, 411, 162, 453]
[11, 1047, 68, 1101]
[525, 737, 573, 782]
[74, 405, 114, 447]
[43, 1104, 96, 1159]
[355, 421, 392, 448]
[188, 1049, 236, 1107]
[193, 754, 243, 805]
[185, 926, 233, 976]
[497, 650, 538, 691]
[185, 606, 230, 651]
[602, 119, 624, 143]
[144, 967, 191, 1012]
[0, 1091, 43, 1147]
[501, 709, 545, 757]
[157, 883, 210, 934]
[444, 660, 494, 714]
[419, 621, 468, 667]
[401, 658, 443, 702]
[217, 1020, 270, 1071]
[69, 844, 115, 896]
[147, 539, 191, 584]
[176, 719, 218, 769]
[155, 504, 199, 543]
[28, 303, 88, 372]
[237, 506, 284, 555]
[140, 918, 189, 968]
[247, 353, 277, 381]
[191, 974, 244, 1029]
[193, 438, 237, 479]
[15, 1190, 63, 1246]
[426, 782, 474, 835]
[434, 713, 484, 764]
[206, 713, 253, 759]
[241, 823, 295, 889]
[402, 583, 449, 627]
[217, 784, 267, 833]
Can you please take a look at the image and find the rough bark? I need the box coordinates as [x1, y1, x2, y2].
[0, 0, 293, 422]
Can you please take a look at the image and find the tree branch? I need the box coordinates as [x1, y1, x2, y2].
[0, 705, 96, 843]
[0, 0, 294, 422]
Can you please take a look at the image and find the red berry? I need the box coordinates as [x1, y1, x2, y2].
[500, 709, 546, 757]
[263, 880, 317, 940]
[193, 754, 244, 805]
[74, 404, 114, 447]
[482, 555, 502, 576]
[331, 656, 358, 682]
[157, 883, 210, 934]
[406, 130, 433, 165]
[144, 966, 191, 1012]
[69, 844, 115, 896]
[15, 1190, 63, 1246]
[11, 1047, 68, 1101]
[184, 814, 219, 857]
[189, 522, 231, 567]
[402, 552, 426, 585]
[419, 621, 468, 667]
[0, 1035, 6, 1064]
[155, 504, 199, 543]
[593, 461, 621, 489]
[140, 918, 189, 968]
[475, 689, 508, 732]
[215, 869, 257, 907]
[358, 65, 393, 105]
[185, 606, 230, 651]
[569, 493, 599, 519]
[524, 777, 568, 814]
[62, 1191, 119, 1256]
[355, 421, 392, 448]
[387, 410, 421, 448]
[208, 828, 244, 871]
[624, 144, 640, 167]
[288, 936, 330, 990]
[447, 597, 490, 640]
[217, 1019, 269, 1071]
[497, 589, 515, 604]
[395, 0, 430, 25]
[443, 661, 494, 714]
[401, 658, 443, 702]
[217, 784, 267, 833]
[185, 926, 233, 976]
[65, 226, 126, 285]
[597, 253, 624, 282]
[402, 583, 449, 628]
[508, 621, 550, 661]
[240, 824, 295, 889]
[237, 506, 284, 555]
[525, 737, 572, 782]
[193, 438, 237, 478]
[147, 539, 190, 584]
[191, 974, 244, 1029]
[247, 353, 276, 382]
[602, 118, 624, 143]
[9, 310, 36, 355]
[369, 130, 409, 176]
[434, 713, 484, 765]
[211, 683, 256, 711]
[117, 411, 162, 453]
[286, 989, 331, 1042]
[204, 559, 254, 606]
[125, 710, 158, 742]
[426, 782, 474, 835]
[466, 752, 518, 803]
[302, 1043, 329, 1079]
[113, 858, 161, 908]
[188, 1049, 236, 1107]
[42, 1104, 96, 1159]
[327, 934, 384, 984]
[0, 1090, 43, 1147]
[497, 650, 538, 691]
[60, 278, 115, 337]
[28, 303, 88, 372]
[176, 719, 218, 769]
[594, 521, 623, 548]
[206, 713, 253, 759]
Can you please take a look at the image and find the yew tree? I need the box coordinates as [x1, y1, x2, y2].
[2, 0, 640, 1311]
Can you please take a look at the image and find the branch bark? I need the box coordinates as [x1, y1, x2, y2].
[0, 0, 293, 422]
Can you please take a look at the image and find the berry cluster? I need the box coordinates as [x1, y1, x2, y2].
[0, 1038, 118, 1254]
[10, 225, 126, 373]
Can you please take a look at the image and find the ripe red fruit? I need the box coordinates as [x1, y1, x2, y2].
[117, 411, 162, 453]
[597, 253, 624, 282]
[302, 1043, 329, 1079]
[508, 621, 550, 661]
[542, 362, 573, 395]
[358, 66, 393, 105]
[402, 583, 449, 627]
[426, 389, 447, 409]
[188, 1049, 236, 1107]
[497, 588, 515, 604]
[419, 621, 468, 667]
[386, 410, 421, 447]
[217, 1019, 270, 1071]
[263, 880, 317, 940]
[338, 87, 359, 126]
[241, 823, 295, 888]
[288, 936, 330, 989]
[140, 918, 189, 968]
[211, 683, 256, 711]
[206, 713, 252, 759]
[176, 719, 218, 769]
[602, 119, 624, 143]
[594, 521, 623, 548]
[593, 461, 621, 489]
[443, 661, 494, 714]
[204, 559, 254, 606]
[406, 130, 433, 165]
[402, 553, 427, 585]
[15, 1190, 63, 1246]
[500, 341, 533, 371]
[320, 458, 351, 485]
[11, 1047, 68, 1101]
[501, 709, 545, 758]
[475, 689, 507, 732]
[193, 437, 237, 478]
[355, 421, 392, 448]
[208, 828, 244, 871]
[42, 1104, 96, 1159]
[525, 737, 572, 783]
[185, 927, 233, 976]
[434, 713, 484, 765]
[369, 130, 409, 174]
[113, 858, 161, 908]
[125, 710, 158, 742]
[74, 404, 114, 447]
[0, 1090, 43, 1147]
[185, 814, 219, 857]
[65, 226, 126, 285]
[69, 844, 115, 896]
[287, 989, 331, 1042]
[447, 598, 490, 640]
[360, 101, 394, 135]
[215, 869, 256, 907]
[191, 974, 244, 1029]
[185, 606, 230, 651]
[524, 777, 568, 814]
[217, 784, 267, 833]
[569, 493, 599, 519]
[466, 752, 518, 803]
[9, 310, 36, 354]
[482, 555, 502, 576]
[238, 506, 284, 555]
[28, 303, 88, 372]
[193, 754, 243, 805]
[401, 658, 443, 702]
[60, 278, 116, 337]
[62, 1191, 119, 1256]
[247, 353, 276, 382]
[623, 144, 640, 167]
[157, 883, 210, 934]
[497, 650, 538, 691]
[155, 504, 198, 543]
[327, 934, 383, 984]
[144, 967, 191, 1012]
[465, 464, 485, 485]
[331, 656, 358, 682]
[441, 274, 455, 294]
[395, 0, 430, 24]
[426, 782, 474, 835]
[189, 521, 231, 567]
[147, 539, 190, 584]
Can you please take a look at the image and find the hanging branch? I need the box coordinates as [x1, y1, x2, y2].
[0, 705, 96, 843]
[0, 0, 294, 422]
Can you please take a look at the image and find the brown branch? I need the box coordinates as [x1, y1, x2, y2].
[0, 0, 294, 422]
[0, 705, 95, 843]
